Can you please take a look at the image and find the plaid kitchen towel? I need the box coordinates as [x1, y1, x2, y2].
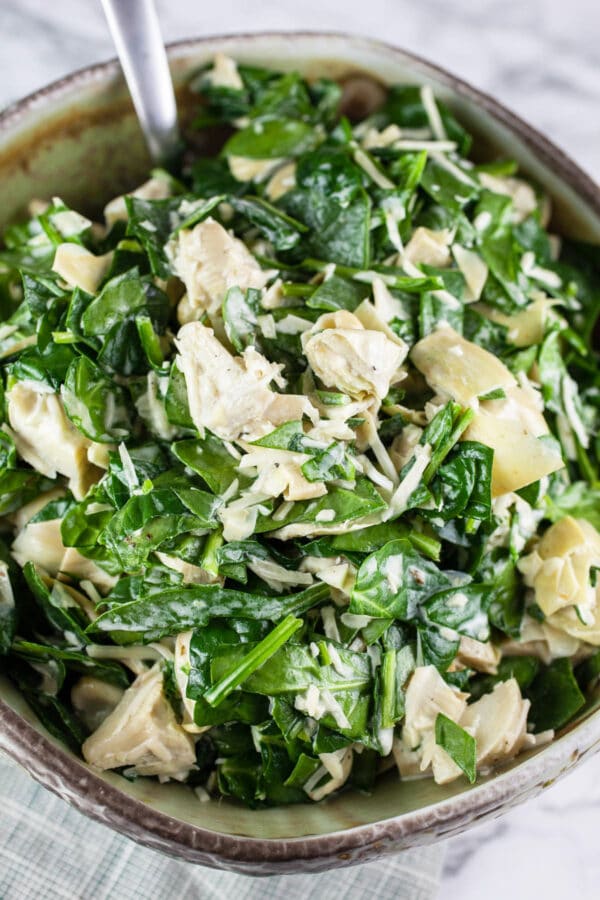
[0, 753, 443, 900]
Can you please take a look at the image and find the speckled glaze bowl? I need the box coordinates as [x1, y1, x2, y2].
[1, 32, 600, 876]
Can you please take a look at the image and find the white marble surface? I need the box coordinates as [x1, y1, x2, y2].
[442, 755, 600, 899]
[1, 2, 599, 898]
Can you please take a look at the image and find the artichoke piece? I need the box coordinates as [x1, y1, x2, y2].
[411, 326, 564, 495]
[82, 666, 195, 780]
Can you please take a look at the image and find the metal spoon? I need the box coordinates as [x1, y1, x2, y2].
[101, 0, 179, 165]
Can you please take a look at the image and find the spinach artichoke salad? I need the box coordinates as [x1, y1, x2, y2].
[1, 53, 600, 808]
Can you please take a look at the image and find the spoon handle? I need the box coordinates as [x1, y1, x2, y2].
[101, 0, 179, 165]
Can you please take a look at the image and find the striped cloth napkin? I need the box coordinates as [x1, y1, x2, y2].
[0, 753, 444, 899]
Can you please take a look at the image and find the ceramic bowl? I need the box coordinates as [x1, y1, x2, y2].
[1, 32, 599, 876]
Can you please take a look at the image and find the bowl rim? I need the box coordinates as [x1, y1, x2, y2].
[1, 29, 600, 874]
[3, 679, 600, 871]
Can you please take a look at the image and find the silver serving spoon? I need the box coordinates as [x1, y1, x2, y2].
[101, 0, 179, 165]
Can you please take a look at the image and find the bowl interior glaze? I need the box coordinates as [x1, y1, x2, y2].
[1, 33, 599, 874]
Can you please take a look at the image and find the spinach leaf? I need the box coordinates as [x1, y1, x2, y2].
[435, 713, 477, 783]
[249, 72, 314, 122]
[223, 119, 317, 159]
[279, 147, 371, 268]
[251, 420, 307, 451]
[417, 622, 460, 671]
[418, 402, 475, 486]
[211, 640, 371, 694]
[193, 692, 268, 728]
[102, 237, 149, 281]
[23, 563, 88, 647]
[172, 434, 239, 494]
[284, 189, 371, 269]
[99, 485, 221, 570]
[215, 541, 271, 584]
[60, 490, 116, 559]
[81, 269, 148, 336]
[255, 477, 386, 533]
[476, 192, 529, 311]
[470, 655, 539, 701]
[537, 329, 566, 415]
[216, 756, 262, 807]
[9, 331, 76, 390]
[190, 158, 241, 196]
[526, 658, 585, 732]
[21, 273, 66, 317]
[62, 356, 132, 442]
[135, 315, 165, 369]
[301, 442, 355, 483]
[429, 441, 493, 521]
[186, 619, 268, 699]
[0, 432, 55, 516]
[251, 720, 309, 806]
[284, 753, 321, 789]
[306, 274, 368, 312]
[350, 539, 449, 619]
[89, 582, 329, 642]
[101, 443, 168, 508]
[84, 273, 168, 377]
[192, 72, 250, 124]
[164, 360, 195, 429]
[421, 157, 479, 212]
[12, 639, 129, 688]
[103, 566, 183, 607]
[476, 551, 523, 638]
[229, 196, 307, 251]
[305, 520, 441, 561]
[19, 691, 88, 753]
[422, 583, 490, 642]
[0, 217, 56, 275]
[204, 615, 303, 706]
